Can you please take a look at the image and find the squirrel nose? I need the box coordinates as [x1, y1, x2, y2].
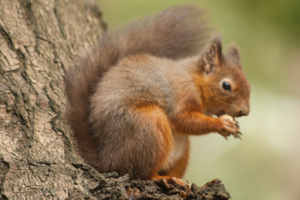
[238, 107, 250, 117]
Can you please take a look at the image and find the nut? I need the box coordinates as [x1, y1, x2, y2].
[219, 114, 242, 139]
[219, 114, 234, 121]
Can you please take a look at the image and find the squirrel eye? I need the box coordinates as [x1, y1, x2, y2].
[222, 81, 231, 91]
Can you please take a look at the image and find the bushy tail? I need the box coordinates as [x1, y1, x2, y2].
[64, 5, 210, 170]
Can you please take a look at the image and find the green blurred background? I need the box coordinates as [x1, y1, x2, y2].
[96, 1, 300, 199]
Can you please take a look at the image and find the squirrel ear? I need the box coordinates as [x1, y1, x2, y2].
[200, 34, 223, 74]
[227, 43, 242, 70]
[210, 34, 223, 63]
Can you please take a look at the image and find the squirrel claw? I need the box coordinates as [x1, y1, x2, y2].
[232, 131, 242, 139]
[201, 179, 223, 188]
[156, 177, 190, 191]
[219, 114, 243, 140]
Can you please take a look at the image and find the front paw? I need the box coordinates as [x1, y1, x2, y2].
[217, 114, 241, 139]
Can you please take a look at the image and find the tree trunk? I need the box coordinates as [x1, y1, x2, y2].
[0, 0, 231, 199]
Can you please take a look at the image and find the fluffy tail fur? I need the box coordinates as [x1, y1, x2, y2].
[64, 5, 210, 170]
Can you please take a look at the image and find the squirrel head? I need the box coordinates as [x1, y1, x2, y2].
[198, 34, 251, 118]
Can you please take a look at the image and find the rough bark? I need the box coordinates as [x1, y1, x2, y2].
[0, 0, 231, 199]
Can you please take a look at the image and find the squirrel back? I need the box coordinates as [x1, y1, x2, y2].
[64, 5, 210, 172]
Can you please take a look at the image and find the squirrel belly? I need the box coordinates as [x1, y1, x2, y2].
[64, 5, 251, 181]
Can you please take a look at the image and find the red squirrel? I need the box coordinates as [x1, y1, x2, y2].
[65, 5, 250, 186]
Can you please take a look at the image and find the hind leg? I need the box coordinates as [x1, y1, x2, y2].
[162, 138, 190, 178]
[96, 102, 188, 189]
[152, 138, 190, 189]
[130, 103, 188, 185]
[132, 104, 174, 179]
[95, 103, 175, 179]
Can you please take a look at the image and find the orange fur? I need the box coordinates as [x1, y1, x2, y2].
[171, 112, 218, 135]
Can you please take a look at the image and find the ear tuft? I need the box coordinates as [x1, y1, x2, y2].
[227, 43, 242, 69]
[200, 33, 223, 74]
[210, 33, 223, 61]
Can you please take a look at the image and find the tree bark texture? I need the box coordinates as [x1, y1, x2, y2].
[0, 0, 231, 199]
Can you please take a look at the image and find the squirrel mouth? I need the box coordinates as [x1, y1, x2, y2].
[215, 110, 225, 117]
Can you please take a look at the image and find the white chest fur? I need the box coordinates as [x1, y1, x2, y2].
[161, 132, 188, 171]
